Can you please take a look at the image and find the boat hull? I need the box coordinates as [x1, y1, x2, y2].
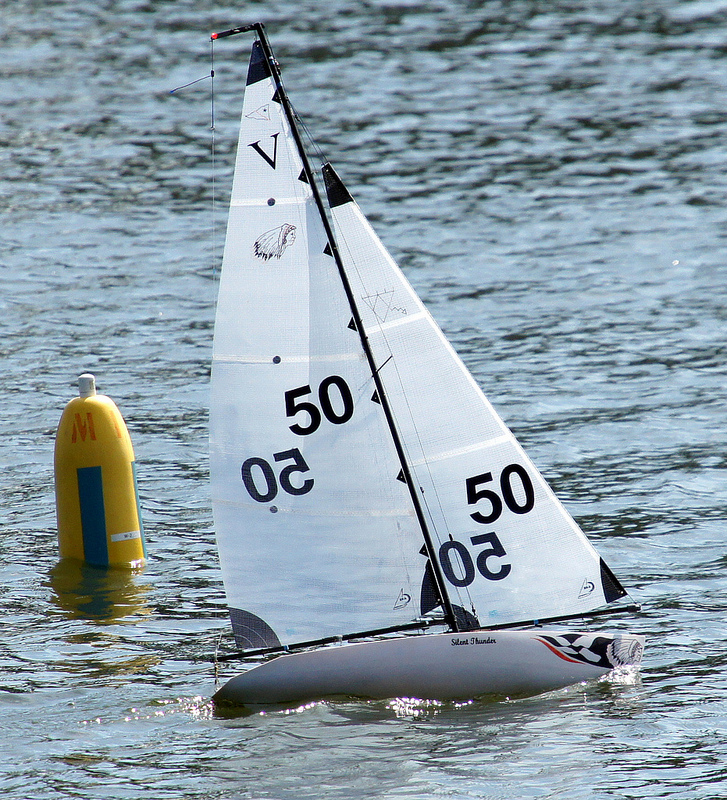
[213, 629, 644, 707]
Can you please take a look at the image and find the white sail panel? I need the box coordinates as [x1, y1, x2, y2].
[210, 45, 427, 649]
[324, 164, 625, 628]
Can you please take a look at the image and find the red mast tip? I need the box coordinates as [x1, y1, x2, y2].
[211, 32, 219, 40]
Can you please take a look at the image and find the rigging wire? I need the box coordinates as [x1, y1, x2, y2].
[297, 112, 327, 167]
[168, 45, 219, 283]
[325, 218, 463, 615]
[373, 308, 479, 621]
[212, 627, 225, 689]
[169, 73, 212, 93]
[210, 37, 218, 283]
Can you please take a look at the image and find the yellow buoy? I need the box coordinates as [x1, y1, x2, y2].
[54, 374, 146, 568]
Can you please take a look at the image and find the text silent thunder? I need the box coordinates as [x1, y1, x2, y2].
[451, 636, 497, 646]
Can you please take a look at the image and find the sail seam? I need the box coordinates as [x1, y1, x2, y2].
[212, 497, 415, 517]
[407, 434, 515, 466]
[212, 353, 364, 364]
[362, 310, 428, 334]
[230, 197, 303, 207]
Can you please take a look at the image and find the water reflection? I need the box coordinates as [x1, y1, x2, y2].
[48, 558, 149, 622]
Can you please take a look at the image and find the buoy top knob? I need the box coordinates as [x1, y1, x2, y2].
[78, 373, 97, 398]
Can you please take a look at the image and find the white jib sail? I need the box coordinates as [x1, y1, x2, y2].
[323, 163, 625, 629]
[210, 43, 429, 648]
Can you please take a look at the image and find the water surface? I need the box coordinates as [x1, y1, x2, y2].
[2, 1, 727, 798]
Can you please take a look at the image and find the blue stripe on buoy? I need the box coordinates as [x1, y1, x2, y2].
[77, 466, 108, 566]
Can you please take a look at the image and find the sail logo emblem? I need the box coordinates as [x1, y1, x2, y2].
[393, 590, 411, 610]
[253, 224, 297, 260]
[246, 104, 271, 121]
[578, 578, 595, 598]
[362, 288, 408, 323]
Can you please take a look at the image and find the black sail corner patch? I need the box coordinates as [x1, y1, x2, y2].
[229, 607, 281, 650]
[600, 558, 628, 603]
[420, 561, 441, 616]
[322, 163, 354, 208]
[246, 41, 271, 86]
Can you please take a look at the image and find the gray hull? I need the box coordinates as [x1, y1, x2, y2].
[214, 628, 644, 707]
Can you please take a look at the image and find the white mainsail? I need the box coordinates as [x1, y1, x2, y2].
[210, 42, 427, 649]
[210, 40, 627, 651]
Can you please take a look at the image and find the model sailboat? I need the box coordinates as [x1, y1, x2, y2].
[209, 23, 644, 707]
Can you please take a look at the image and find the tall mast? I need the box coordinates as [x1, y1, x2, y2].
[212, 22, 460, 633]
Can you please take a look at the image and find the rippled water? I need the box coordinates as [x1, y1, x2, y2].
[2, 1, 727, 798]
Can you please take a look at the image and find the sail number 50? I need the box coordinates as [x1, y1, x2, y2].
[240, 376, 355, 503]
[466, 464, 534, 524]
[285, 376, 354, 435]
[439, 533, 511, 585]
[438, 464, 536, 587]
[241, 448, 313, 502]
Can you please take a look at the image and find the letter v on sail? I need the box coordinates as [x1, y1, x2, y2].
[208, 23, 644, 707]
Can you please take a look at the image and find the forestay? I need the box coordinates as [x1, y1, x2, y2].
[210, 40, 626, 651]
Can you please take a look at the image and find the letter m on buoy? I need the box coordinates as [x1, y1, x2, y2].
[71, 412, 96, 443]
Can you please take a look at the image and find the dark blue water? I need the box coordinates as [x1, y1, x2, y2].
[2, 1, 727, 797]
